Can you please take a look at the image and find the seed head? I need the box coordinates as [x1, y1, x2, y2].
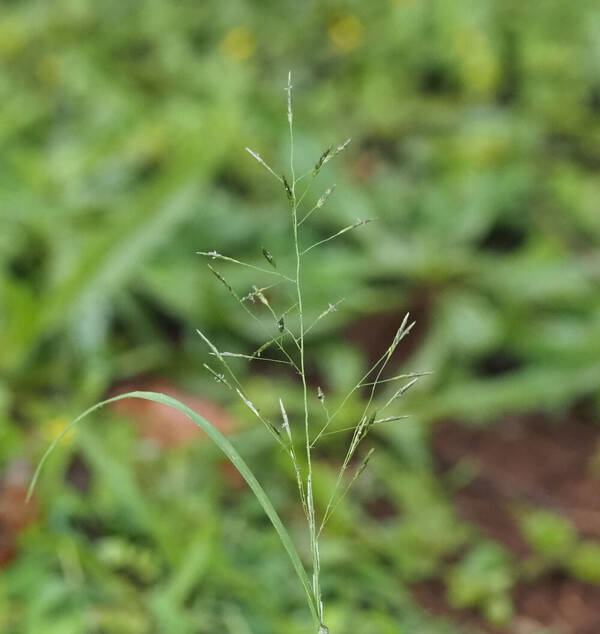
[251, 285, 268, 306]
[246, 147, 265, 166]
[316, 185, 336, 208]
[333, 138, 351, 155]
[282, 174, 293, 200]
[207, 264, 233, 293]
[262, 247, 277, 269]
[313, 146, 332, 177]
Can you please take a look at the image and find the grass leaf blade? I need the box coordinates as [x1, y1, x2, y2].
[28, 390, 319, 627]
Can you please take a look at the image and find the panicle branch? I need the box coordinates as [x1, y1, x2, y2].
[301, 218, 377, 255]
[245, 147, 283, 182]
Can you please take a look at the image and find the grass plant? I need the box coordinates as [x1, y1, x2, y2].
[29, 73, 424, 633]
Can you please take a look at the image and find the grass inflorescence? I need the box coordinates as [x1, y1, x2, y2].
[30, 72, 425, 634]
[195, 72, 424, 632]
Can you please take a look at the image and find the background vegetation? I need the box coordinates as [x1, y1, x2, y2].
[2, 1, 600, 632]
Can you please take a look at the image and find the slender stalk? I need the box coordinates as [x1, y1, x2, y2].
[301, 218, 377, 256]
[201, 73, 419, 632]
[197, 251, 295, 283]
[286, 71, 324, 630]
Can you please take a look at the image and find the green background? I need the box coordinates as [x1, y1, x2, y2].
[2, 1, 600, 632]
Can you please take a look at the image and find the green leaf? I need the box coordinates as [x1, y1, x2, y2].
[520, 510, 577, 561]
[568, 541, 600, 584]
[2, 181, 201, 373]
[445, 542, 514, 617]
[28, 390, 319, 627]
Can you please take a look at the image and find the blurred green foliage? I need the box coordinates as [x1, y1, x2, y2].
[521, 509, 578, 562]
[2, 0, 600, 632]
[445, 542, 515, 626]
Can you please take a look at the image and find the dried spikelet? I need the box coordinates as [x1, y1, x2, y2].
[279, 398, 292, 441]
[278, 316, 285, 332]
[252, 284, 270, 307]
[316, 185, 336, 208]
[243, 284, 266, 303]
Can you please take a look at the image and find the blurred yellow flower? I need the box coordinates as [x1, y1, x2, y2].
[0, 20, 25, 58]
[453, 27, 499, 96]
[328, 15, 363, 53]
[220, 27, 256, 62]
[45, 417, 73, 445]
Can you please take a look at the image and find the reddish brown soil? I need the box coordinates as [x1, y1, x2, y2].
[345, 293, 431, 369]
[0, 462, 38, 567]
[413, 575, 600, 634]
[109, 377, 246, 490]
[433, 416, 600, 548]
[108, 377, 237, 447]
[411, 415, 600, 634]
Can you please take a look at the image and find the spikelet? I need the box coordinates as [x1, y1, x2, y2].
[262, 247, 277, 269]
[313, 147, 332, 177]
[245, 147, 266, 166]
[316, 185, 336, 208]
[207, 264, 234, 295]
[282, 174, 293, 200]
